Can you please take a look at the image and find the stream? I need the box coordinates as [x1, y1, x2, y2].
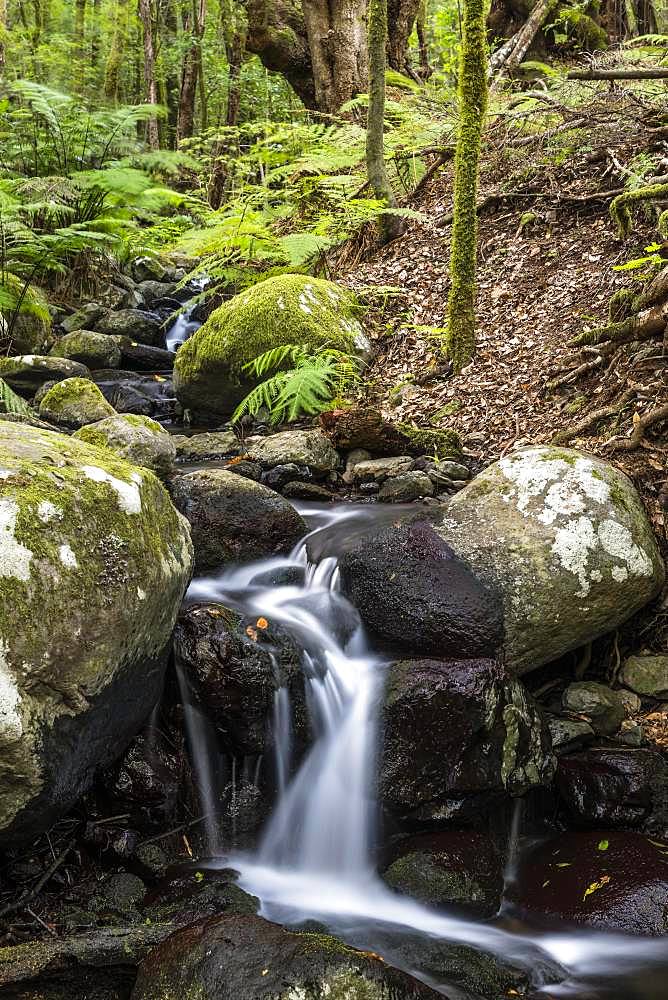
[183, 503, 668, 999]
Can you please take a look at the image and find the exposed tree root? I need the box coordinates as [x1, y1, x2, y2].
[551, 389, 637, 444]
[610, 183, 668, 236]
[570, 303, 668, 347]
[605, 402, 668, 451]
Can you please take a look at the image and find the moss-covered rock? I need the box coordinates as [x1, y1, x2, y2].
[39, 376, 117, 428]
[395, 424, 462, 459]
[74, 414, 176, 479]
[49, 329, 122, 370]
[131, 914, 440, 1000]
[0, 355, 89, 397]
[173, 274, 369, 418]
[1, 279, 52, 355]
[0, 421, 192, 843]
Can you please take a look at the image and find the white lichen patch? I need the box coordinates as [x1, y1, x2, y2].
[58, 544, 78, 569]
[82, 465, 142, 514]
[0, 499, 33, 582]
[0, 469, 13, 480]
[598, 519, 653, 578]
[37, 501, 63, 524]
[0, 639, 22, 747]
[137, 587, 146, 600]
[499, 452, 610, 523]
[551, 515, 598, 596]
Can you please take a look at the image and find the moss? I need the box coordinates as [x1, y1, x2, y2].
[608, 288, 637, 323]
[397, 424, 462, 458]
[49, 330, 121, 368]
[173, 274, 366, 417]
[38, 377, 116, 427]
[558, 7, 608, 50]
[610, 183, 668, 238]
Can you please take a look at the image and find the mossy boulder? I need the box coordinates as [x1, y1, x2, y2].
[173, 274, 369, 418]
[39, 377, 117, 428]
[0, 421, 193, 843]
[1, 280, 52, 354]
[438, 447, 665, 673]
[131, 914, 440, 1000]
[0, 355, 89, 397]
[74, 414, 176, 479]
[170, 469, 307, 572]
[49, 329, 122, 369]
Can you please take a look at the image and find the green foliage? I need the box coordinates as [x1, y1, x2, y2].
[0, 377, 34, 417]
[613, 243, 665, 278]
[232, 344, 362, 425]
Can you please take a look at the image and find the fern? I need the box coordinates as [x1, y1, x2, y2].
[0, 377, 33, 417]
[232, 345, 362, 425]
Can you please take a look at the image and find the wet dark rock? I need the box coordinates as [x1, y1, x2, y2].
[91, 873, 147, 922]
[131, 914, 442, 1000]
[561, 682, 625, 736]
[113, 338, 175, 372]
[83, 821, 138, 859]
[137, 280, 175, 305]
[262, 462, 313, 490]
[174, 603, 306, 755]
[555, 748, 668, 834]
[142, 868, 258, 926]
[95, 309, 163, 346]
[100, 733, 180, 833]
[170, 468, 307, 573]
[282, 480, 334, 501]
[383, 831, 503, 917]
[547, 716, 595, 751]
[339, 518, 504, 659]
[228, 459, 262, 481]
[509, 830, 668, 935]
[90, 370, 176, 419]
[380, 658, 555, 825]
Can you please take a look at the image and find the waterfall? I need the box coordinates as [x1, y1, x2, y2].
[165, 276, 208, 352]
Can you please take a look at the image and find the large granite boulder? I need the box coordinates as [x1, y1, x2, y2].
[0, 422, 192, 843]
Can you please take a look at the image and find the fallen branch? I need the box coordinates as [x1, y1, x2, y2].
[551, 389, 636, 444]
[0, 837, 76, 920]
[605, 402, 668, 451]
[567, 67, 668, 81]
[570, 302, 668, 347]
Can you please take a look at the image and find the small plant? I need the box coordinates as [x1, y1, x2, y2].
[232, 344, 362, 425]
[0, 377, 33, 416]
[613, 242, 665, 279]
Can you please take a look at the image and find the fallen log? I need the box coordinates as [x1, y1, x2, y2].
[567, 67, 668, 80]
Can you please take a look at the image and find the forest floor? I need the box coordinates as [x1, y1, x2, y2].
[339, 82, 668, 549]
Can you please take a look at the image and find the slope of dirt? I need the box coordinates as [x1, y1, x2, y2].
[340, 84, 667, 546]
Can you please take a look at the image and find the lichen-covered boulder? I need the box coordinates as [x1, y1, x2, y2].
[380, 658, 555, 825]
[39, 376, 117, 428]
[131, 914, 440, 1000]
[248, 429, 340, 475]
[173, 274, 369, 417]
[49, 329, 122, 369]
[0, 355, 89, 397]
[0, 421, 192, 843]
[439, 447, 664, 673]
[74, 414, 176, 479]
[170, 469, 307, 573]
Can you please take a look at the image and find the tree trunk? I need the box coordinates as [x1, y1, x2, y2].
[0, 0, 6, 69]
[163, 0, 181, 144]
[366, 0, 404, 243]
[226, 28, 245, 125]
[90, 0, 101, 67]
[491, 0, 555, 82]
[73, 0, 86, 94]
[302, 0, 368, 113]
[177, 0, 206, 141]
[445, 0, 491, 372]
[386, 0, 421, 73]
[138, 0, 160, 148]
[416, 0, 432, 78]
[104, 0, 128, 101]
[245, 0, 316, 107]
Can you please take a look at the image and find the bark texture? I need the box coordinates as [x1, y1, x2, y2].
[138, 0, 160, 148]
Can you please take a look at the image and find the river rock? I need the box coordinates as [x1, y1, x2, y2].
[9, 305, 51, 355]
[74, 414, 176, 478]
[0, 355, 89, 396]
[137, 280, 174, 306]
[49, 329, 122, 369]
[262, 462, 312, 490]
[0, 421, 193, 843]
[100, 732, 180, 834]
[353, 455, 413, 482]
[555, 748, 668, 832]
[131, 914, 441, 1000]
[170, 469, 307, 572]
[441, 446, 665, 672]
[113, 338, 175, 372]
[173, 274, 369, 418]
[547, 716, 595, 750]
[60, 302, 106, 334]
[91, 370, 176, 420]
[248, 429, 340, 475]
[172, 430, 239, 463]
[282, 480, 334, 501]
[383, 831, 503, 917]
[38, 376, 117, 428]
[174, 603, 306, 755]
[378, 470, 434, 502]
[561, 681, 626, 736]
[380, 658, 554, 825]
[509, 831, 668, 935]
[339, 518, 503, 659]
[622, 655, 668, 699]
[131, 256, 169, 283]
[95, 309, 163, 346]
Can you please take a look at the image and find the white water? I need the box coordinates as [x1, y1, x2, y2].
[185, 503, 668, 998]
[165, 276, 208, 352]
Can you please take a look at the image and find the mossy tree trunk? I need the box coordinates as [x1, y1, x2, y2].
[104, 0, 129, 102]
[444, 0, 491, 372]
[366, 0, 405, 243]
[138, 0, 160, 148]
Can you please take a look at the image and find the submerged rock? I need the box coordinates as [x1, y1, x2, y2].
[173, 274, 368, 418]
[170, 469, 307, 573]
[113, 338, 175, 372]
[383, 831, 503, 917]
[440, 446, 664, 673]
[0, 421, 192, 843]
[380, 658, 554, 825]
[131, 914, 441, 999]
[248, 429, 340, 475]
[0, 355, 89, 396]
[174, 603, 306, 756]
[509, 830, 668, 935]
[38, 376, 117, 428]
[339, 518, 503, 660]
[91, 370, 176, 420]
[74, 414, 176, 478]
[49, 329, 122, 369]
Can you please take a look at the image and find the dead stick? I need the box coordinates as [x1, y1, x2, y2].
[568, 68, 668, 81]
[0, 837, 76, 920]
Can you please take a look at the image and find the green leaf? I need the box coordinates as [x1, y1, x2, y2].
[598, 839, 609, 851]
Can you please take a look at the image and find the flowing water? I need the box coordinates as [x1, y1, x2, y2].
[184, 503, 668, 999]
[165, 277, 208, 352]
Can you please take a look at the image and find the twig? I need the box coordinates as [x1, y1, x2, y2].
[0, 837, 76, 920]
[605, 402, 668, 451]
[138, 814, 207, 847]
